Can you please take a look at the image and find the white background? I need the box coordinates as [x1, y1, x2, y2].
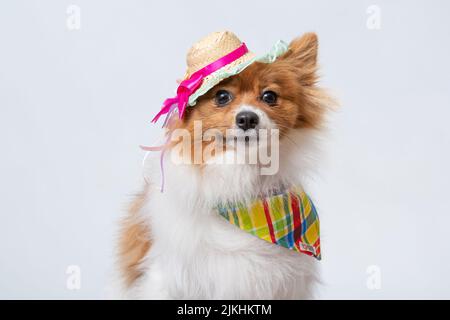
[1, 0, 449, 299]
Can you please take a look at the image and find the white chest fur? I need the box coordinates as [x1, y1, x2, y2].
[127, 129, 322, 299]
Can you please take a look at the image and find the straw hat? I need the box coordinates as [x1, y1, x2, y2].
[185, 31, 255, 84]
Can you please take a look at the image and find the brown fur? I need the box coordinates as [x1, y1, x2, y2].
[118, 186, 151, 287]
[117, 33, 329, 288]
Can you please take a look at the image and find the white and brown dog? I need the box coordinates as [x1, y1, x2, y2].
[116, 31, 331, 299]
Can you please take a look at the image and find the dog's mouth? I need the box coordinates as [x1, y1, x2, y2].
[203, 126, 277, 151]
[224, 128, 258, 145]
[218, 127, 278, 151]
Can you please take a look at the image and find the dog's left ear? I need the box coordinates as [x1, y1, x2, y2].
[281, 32, 319, 86]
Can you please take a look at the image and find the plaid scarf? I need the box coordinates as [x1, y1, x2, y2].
[217, 185, 321, 260]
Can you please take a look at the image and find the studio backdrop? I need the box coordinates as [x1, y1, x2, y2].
[1, 0, 449, 299]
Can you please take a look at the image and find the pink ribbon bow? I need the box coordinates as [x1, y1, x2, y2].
[151, 43, 249, 124]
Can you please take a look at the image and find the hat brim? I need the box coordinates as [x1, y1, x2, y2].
[188, 40, 289, 106]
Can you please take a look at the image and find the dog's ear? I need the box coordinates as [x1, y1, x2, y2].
[281, 32, 318, 86]
[288, 32, 318, 68]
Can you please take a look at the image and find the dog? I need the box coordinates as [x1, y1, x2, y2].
[116, 31, 331, 299]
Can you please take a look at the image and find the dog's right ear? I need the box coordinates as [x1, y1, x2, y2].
[280, 32, 319, 86]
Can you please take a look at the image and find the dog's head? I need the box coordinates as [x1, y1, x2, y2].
[166, 33, 329, 169]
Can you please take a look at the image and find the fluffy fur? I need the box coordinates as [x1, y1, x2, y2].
[116, 33, 331, 299]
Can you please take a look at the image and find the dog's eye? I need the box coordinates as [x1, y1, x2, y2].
[261, 91, 278, 105]
[215, 90, 233, 107]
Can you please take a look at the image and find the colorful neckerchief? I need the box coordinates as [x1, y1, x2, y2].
[217, 186, 321, 260]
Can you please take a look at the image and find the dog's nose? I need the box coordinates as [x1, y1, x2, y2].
[235, 111, 259, 131]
